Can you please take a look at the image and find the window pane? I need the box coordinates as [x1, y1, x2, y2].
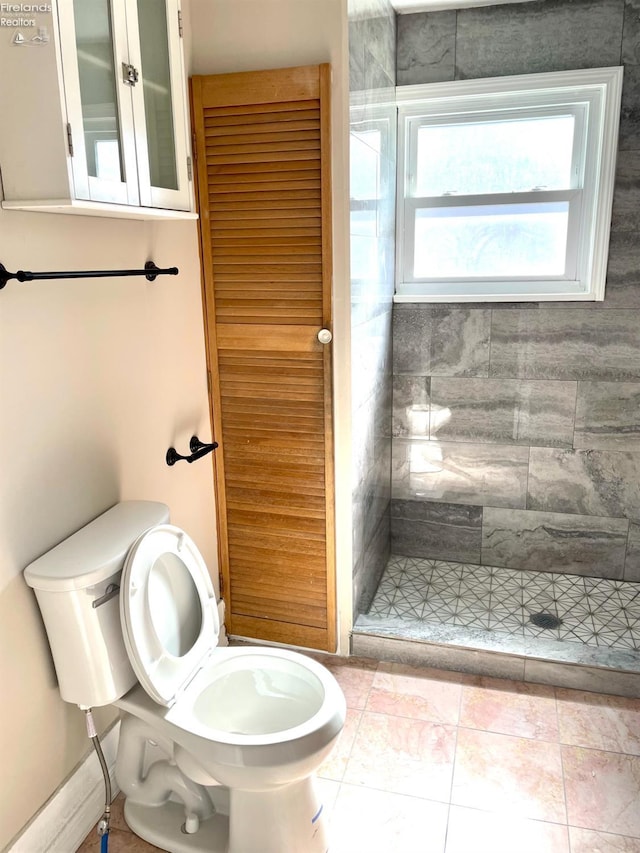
[416, 115, 575, 196]
[137, 0, 178, 191]
[94, 139, 121, 182]
[413, 202, 570, 278]
[73, 0, 124, 182]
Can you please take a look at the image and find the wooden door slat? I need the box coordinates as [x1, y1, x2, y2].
[227, 529, 326, 556]
[232, 600, 327, 629]
[208, 179, 321, 194]
[205, 130, 321, 149]
[234, 581, 326, 604]
[211, 210, 321, 225]
[232, 584, 327, 604]
[229, 546, 326, 572]
[216, 316, 323, 326]
[207, 141, 321, 160]
[204, 119, 320, 138]
[211, 219, 322, 232]
[222, 429, 324, 449]
[207, 169, 321, 187]
[211, 194, 323, 207]
[227, 498, 326, 517]
[208, 152, 319, 168]
[217, 292, 318, 310]
[204, 98, 319, 116]
[223, 407, 324, 422]
[204, 107, 319, 127]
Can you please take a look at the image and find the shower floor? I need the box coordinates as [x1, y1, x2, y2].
[352, 555, 640, 692]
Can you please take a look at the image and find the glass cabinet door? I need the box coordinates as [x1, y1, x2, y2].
[70, 0, 139, 204]
[137, 0, 178, 191]
[132, 0, 190, 209]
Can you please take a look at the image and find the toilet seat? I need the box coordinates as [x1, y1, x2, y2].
[120, 524, 219, 707]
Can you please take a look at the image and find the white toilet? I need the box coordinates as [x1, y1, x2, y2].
[24, 501, 346, 853]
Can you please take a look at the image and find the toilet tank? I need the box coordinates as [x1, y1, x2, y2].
[24, 501, 170, 708]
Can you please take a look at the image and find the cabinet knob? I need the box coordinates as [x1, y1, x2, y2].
[317, 329, 333, 345]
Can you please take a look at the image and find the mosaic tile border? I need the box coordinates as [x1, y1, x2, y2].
[368, 556, 640, 652]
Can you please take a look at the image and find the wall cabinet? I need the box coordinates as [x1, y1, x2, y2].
[0, 0, 195, 220]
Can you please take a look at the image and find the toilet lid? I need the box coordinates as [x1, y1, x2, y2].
[120, 524, 220, 707]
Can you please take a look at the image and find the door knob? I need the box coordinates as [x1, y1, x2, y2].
[317, 328, 333, 344]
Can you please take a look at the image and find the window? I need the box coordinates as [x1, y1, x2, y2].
[395, 67, 623, 302]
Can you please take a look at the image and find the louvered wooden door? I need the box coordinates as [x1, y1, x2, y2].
[191, 65, 336, 652]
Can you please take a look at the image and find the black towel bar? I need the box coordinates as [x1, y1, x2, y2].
[0, 260, 178, 290]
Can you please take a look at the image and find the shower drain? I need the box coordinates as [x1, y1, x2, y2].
[529, 611, 563, 630]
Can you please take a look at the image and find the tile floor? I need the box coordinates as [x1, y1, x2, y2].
[369, 556, 640, 650]
[78, 655, 640, 853]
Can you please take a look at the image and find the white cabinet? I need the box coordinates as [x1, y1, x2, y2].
[0, 0, 195, 220]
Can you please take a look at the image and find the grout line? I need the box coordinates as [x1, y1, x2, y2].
[487, 306, 494, 379]
[453, 10, 458, 81]
[570, 380, 580, 450]
[558, 740, 571, 834]
[444, 723, 460, 853]
[556, 739, 640, 761]
[334, 707, 365, 786]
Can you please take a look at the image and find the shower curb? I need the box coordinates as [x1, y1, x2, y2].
[351, 630, 640, 698]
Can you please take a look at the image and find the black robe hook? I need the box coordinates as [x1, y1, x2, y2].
[166, 436, 218, 466]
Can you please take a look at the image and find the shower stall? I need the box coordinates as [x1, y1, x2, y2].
[349, 0, 640, 696]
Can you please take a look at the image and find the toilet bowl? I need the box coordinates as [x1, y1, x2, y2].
[23, 501, 346, 853]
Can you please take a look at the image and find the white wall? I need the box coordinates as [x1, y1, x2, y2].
[0, 0, 351, 845]
[0, 212, 218, 850]
[189, 0, 353, 651]
[0, 10, 219, 845]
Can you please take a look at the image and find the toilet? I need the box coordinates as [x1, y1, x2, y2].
[23, 501, 346, 853]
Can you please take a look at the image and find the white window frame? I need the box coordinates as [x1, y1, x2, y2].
[395, 67, 623, 302]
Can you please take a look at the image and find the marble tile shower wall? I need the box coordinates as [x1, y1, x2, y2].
[349, 0, 397, 616]
[392, 0, 640, 583]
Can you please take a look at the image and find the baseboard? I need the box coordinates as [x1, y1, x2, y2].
[7, 722, 120, 853]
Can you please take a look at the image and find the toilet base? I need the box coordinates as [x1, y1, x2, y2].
[124, 799, 229, 853]
[228, 777, 329, 853]
[124, 775, 330, 853]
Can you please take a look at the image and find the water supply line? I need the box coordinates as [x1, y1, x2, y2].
[84, 708, 111, 853]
